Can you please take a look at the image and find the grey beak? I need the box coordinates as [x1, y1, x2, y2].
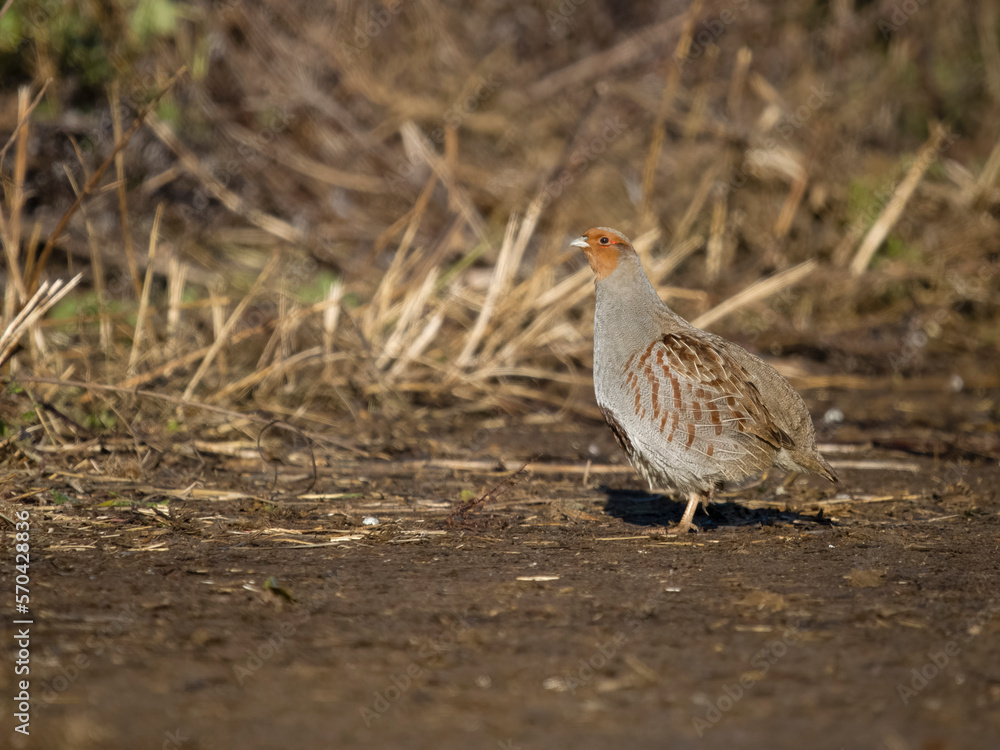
[570, 237, 589, 249]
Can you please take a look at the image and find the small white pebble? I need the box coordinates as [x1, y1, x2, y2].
[362, 516, 380, 526]
[475, 675, 492, 689]
[823, 407, 844, 424]
[543, 677, 568, 691]
[948, 374, 963, 392]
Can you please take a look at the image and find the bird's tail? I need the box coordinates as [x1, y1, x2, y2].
[792, 450, 838, 483]
[813, 454, 838, 483]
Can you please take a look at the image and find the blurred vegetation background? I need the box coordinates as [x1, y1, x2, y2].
[1, 0, 998, 443]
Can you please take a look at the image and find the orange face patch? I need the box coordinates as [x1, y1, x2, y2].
[583, 244, 620, 280]
[573, 227, 631, 281]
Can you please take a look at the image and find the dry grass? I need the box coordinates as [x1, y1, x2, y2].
[1, 0, 999, 464]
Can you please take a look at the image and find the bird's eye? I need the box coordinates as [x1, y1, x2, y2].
[599, 237, 609, 245]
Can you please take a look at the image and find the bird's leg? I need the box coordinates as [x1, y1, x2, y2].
[781, 472, 801, 490]
[670, 491, 704, 534]
[703, 486, 715, 515]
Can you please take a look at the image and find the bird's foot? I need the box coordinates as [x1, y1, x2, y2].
[667, 519, 701, 535]
[667, 491, 705, 534]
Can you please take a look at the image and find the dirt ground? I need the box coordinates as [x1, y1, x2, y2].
[2, 379, 1000, 750]
[5, 1, 1000, 747]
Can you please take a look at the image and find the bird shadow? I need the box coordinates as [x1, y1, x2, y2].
[599, 487, 833, 531]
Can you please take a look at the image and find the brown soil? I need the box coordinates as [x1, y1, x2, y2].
[3, 384, 1000, 750]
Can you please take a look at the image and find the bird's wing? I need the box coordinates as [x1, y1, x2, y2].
[619, 332, 794, 459]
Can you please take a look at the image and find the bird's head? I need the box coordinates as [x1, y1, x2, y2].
[570, 227, 634, 281]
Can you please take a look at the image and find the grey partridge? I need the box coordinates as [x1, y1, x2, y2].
[571, 227, 837, 533]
